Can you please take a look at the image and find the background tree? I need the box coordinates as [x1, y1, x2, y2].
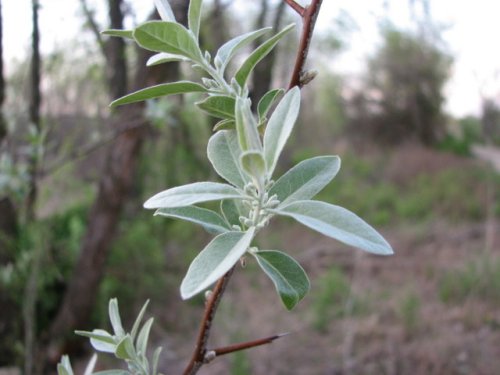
[347, 27, 452, 145]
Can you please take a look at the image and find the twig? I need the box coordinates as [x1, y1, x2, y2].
[182, 2, 324, 373]
[79, 0, 106, 57]
[286, 0, 323, 89]
[182, 267, 236, 375]
[210, 333, 290, 358]
[284, 0, 305, 16]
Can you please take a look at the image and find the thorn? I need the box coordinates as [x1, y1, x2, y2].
[211, 332, 290, 357]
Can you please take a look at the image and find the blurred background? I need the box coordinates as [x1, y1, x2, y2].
[0, 0, 499, 374]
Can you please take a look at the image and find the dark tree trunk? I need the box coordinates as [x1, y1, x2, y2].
[106, 0, 127, 99]
[250, 0, 286, 106]
[26, 0, 42, 220]
[0, 0, 5, 142]
[45, 1, 189, 364]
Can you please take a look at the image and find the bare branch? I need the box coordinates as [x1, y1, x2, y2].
[79, 0, 106, 57]
[284, 0, 306, 16]
[287, 0, 324, 89]
[211, 333, 290, 358]
[182, 267, 236, 375]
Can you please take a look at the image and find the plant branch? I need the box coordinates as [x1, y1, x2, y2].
[284, 0, 305, 16]
[182, 266, 236, 375]
[210, 332, 290, 358]
[182, 2, 325, 373]
[79, 0, 106, 58]
[287, 0, 323, 89]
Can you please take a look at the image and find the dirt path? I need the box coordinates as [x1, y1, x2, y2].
[472, 145, 500, 172]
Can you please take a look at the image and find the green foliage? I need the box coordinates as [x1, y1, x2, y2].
[61, 0, 394, 371]
[439, 256, 500, 304]
[398, 290, 421, 336]
[311, 267, 349, 332]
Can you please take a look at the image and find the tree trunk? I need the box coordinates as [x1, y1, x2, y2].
[45, 1, 189, 364]
[26, 0, 42, 220]
[0, 0, 6, 142]
[106, 0, 127, 100]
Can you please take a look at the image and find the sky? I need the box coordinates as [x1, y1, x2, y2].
[3, 0, 500, 117]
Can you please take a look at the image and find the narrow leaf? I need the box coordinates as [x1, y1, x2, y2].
[215, 27, 272, 72]
[196, 95, 235, 119]
[154, 0, 176, 22]
[220, 200, 241, 227]
[75, 329, 116, 353]
[240, 151, 267, 181]
[254, 250, 310, 310]
[270, 156, 341, 205]
[188, 0, 203, 40]
[134, 21, 202, 61]
[207, 130, 248, 188]
[144, 182, 244, 209]
[235, 97, 261, 152]
[257, 88, 284, 121]
[115, 335, 136, 360]
[275, 201, 394, 255]
[147, 52, 188, 66]
[152, 347, 163, 375]
[213, 119, 235, 131]
[136, 318, 154, 357]
[110, 81, 206, 107]
[108, 298, 125, 337]
[130, 300, 150, 341]
[57, 364, 70, 375]
[101, 29, 133, 40]
[180, 228, 255, 299]
[263, 86, 301, 175]
[155, 206, 231, 234]
[235, 23, 295, 87]
[57, 356, 73, 375]
[83, 354, 97, 375]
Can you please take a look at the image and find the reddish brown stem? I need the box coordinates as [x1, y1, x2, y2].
[287, 0, 323, 89]
[284, 0, 305, 16]
[182, 267, 235, 375]
[182, 2, 324, 374]
[211, 333, 290, 358]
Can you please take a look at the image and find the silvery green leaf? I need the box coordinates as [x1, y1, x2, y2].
[101, 29, 134, 40]
[215, 27, 271, 73]
[144, 182, 244, 209]
[57, 356, 74, 375]
[235, 97, 261, 152]
[136, 318, 154, 357]
[257, 88, 284, 122]
[263, 87, 301, 176]
[270, 156, 341, 205]
[213, 119, 235, 131]
[75, 329, 116, 353]
[154, 0, 176, 22]
[130, 300, 150, 341]
[235, 23, 295, 87]
[220, 200, 241, 227]
[240, 151, 267, 182]
[133, 21, 202, 61]
[207, 130, 248, 188]
[115, 335, 136, 360]
[147, 52, 188, 66]
[196, 95, 235, 119]
[110, 81, 206, 107]
[155, 206, 230, 234]
[188, 0, 203, 40]
[275, 201, 393, 255]
[83, 354, 97, 375]
[254, 250, 310, 310]
[180, 228, 255, 299]
[108, 299, 125, 337]
[152, 347, 163, 375]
